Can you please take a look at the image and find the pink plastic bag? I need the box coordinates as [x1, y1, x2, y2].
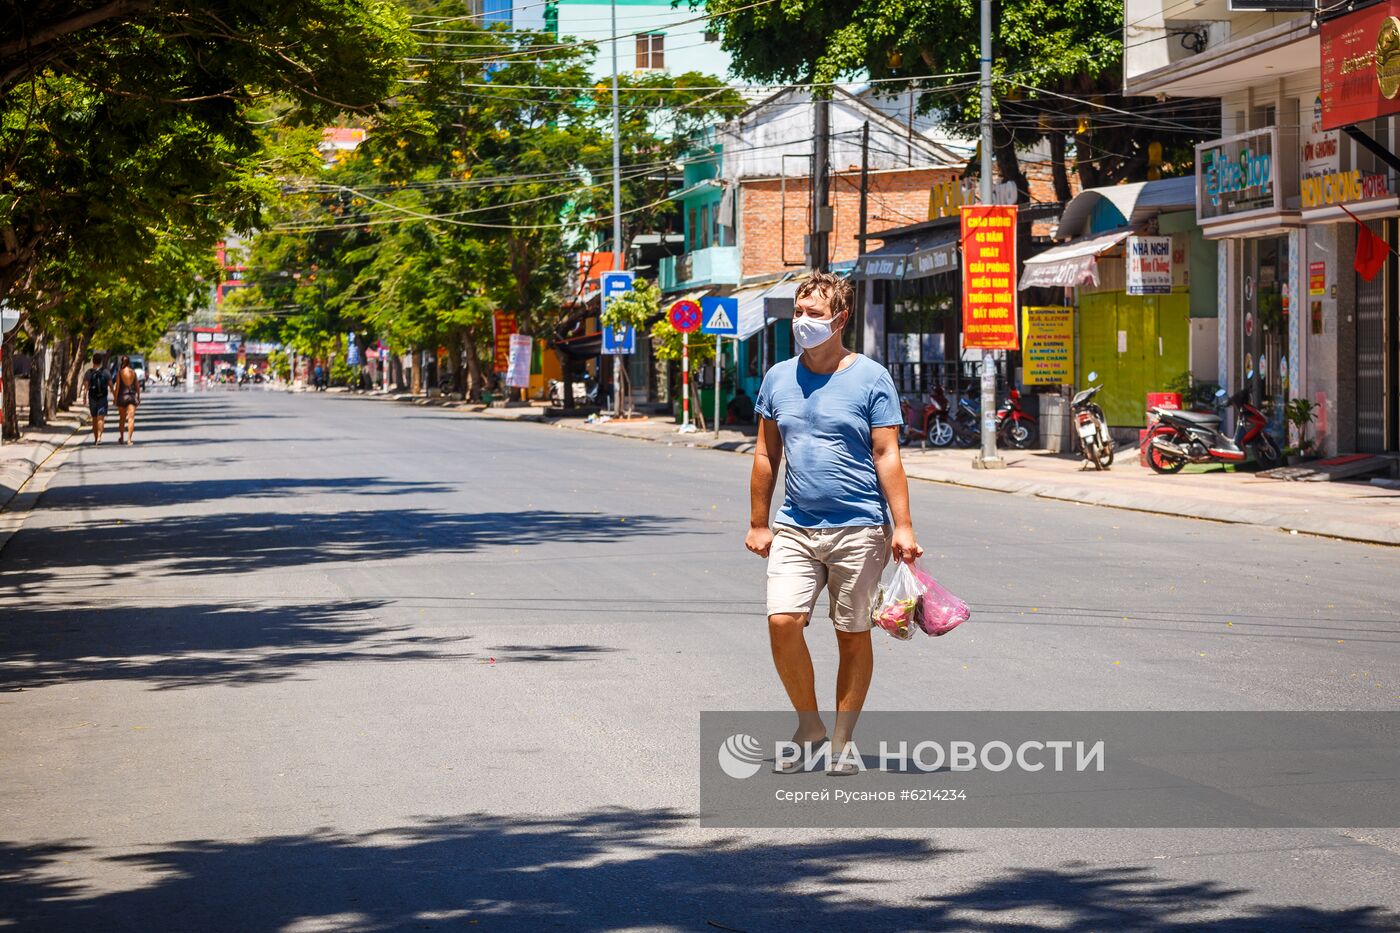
[909, 561, 970, 636]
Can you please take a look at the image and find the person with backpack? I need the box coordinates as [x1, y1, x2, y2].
[81, 353, 112, 444]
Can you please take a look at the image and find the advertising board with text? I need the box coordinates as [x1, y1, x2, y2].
[492, 312, 517, 373]
[1021, 306, 1074, 386]
[1320, 1, 1400, 131]
[1125, 236, 1172, 296]
[960, 205, 1019, 350]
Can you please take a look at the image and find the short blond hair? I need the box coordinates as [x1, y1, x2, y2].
[794, 271, 853, 320]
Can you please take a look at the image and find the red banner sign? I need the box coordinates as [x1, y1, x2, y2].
[1320, 1, 1400, 130]
[961, 205, 1019, 350]
[492, 312, 517, 373]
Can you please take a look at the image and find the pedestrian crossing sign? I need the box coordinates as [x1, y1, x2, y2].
[701, 296, 739, 336]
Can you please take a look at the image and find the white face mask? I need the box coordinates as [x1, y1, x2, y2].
[792, 313, 843, 350]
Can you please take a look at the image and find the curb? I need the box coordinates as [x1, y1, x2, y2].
[333, 393, 1400, 547]
[0, 419, 80, 513]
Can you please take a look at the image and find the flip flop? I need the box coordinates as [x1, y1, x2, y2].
[775, 736, 829, 773]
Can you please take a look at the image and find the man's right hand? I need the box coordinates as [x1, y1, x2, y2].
[745, 525, 774, 558]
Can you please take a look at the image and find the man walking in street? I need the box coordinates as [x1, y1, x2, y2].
[81, 353, 111, 444]
[114, 355, 141, 445]
[745, 272, 922, 774]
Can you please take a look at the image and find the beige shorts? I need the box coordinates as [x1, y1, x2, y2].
[766, 524, 892, 632]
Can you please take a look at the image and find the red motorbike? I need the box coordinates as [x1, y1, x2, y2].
[996, 387, 1036, 449]
[1145, 387, 1282, 473]
[900, 385, 959, 447]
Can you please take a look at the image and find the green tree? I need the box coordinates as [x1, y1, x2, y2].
[701, 0, 1214, 200]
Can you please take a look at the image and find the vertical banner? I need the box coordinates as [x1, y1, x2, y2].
[961, 205, 1019, 349]
[492, 312, 517, 373]
[1021, 306, 1075, 385]
[1125, 236, 1173, 295]
[506, 334, 532, 388]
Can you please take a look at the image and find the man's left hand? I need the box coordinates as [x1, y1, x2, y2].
[891, 525, 922, 564]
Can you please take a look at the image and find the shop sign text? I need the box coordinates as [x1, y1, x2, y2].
[1300, 169, 1391, 209]
[1125, 236, 1173, 296]
[961, 205, 1019, 350]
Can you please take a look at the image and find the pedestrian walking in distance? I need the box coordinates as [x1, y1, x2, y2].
[81, 353, 111, 444]
[114, 355, 142, 445]
[745, 272, 923, 774]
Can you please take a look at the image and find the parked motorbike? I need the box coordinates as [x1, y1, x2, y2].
[1145, 387, 1282, 474]
[1071, 372, 1114, 470]
[996, 387, 1036, 449]
[898, 385, 958, 448]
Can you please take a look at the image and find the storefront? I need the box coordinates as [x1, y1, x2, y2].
[856, 219, 991, 394]
[1016, 177, 1208, 427]
[1195, 124, 1303, 448]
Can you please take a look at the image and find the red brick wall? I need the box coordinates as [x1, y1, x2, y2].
[738, 167, 961, 280]
[737, 161, 1077, 279]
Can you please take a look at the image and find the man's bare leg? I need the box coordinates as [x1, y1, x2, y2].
[768, 612, 826, 744]
[831, 629, 874, 770]
[92, 415, 104, 443]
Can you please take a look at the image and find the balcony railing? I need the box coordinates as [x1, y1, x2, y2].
[659, 245, 740, 292]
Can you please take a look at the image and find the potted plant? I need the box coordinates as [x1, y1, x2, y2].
[1283, 398, 1318, 465]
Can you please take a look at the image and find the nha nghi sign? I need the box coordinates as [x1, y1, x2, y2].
[1196, 128, 1279, 223]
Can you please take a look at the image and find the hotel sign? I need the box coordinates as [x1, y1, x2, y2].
[1320, 0, 1400, 130]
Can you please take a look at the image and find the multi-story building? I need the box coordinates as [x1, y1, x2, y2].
[1125, 0, 1400, 458]
[659, 87, 962, 401]
[552, 0, 731, 80]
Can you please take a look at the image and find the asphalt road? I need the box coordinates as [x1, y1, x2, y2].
[1, 388, 1398, 931]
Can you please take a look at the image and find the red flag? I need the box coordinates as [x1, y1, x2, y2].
[1340, 205, 1389, 282]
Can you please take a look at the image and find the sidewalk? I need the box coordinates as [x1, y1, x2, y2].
[349, 391, 1400, 546]
[0, 413, 81, 512]
[542, 413, 1400, 545]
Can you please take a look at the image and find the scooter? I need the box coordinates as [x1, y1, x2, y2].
[1144, 387, 1282, 474]
[1071, 372, 1114, 470]
[899, 385, 958, 448]
[996, 387, 1036, 449]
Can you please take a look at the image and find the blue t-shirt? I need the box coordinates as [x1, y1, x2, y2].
[755, 354, 903, 528]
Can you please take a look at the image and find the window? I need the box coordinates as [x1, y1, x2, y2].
[482, 0, 512, 26]
[689, 208, 698, 249]
[700, 205, 710, 248]
[635, 33, 665, 70]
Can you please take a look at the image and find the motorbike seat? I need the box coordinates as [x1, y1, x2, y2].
[1159, 408, 1220, 425]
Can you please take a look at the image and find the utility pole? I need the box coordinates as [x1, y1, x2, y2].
[857, 121, 870, 353]
[976, 0, 1004, 467]
[610, 0, 625, 417]
[810, 88, 831, 272]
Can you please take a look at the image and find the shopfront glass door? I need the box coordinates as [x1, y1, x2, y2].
[1242, 237, 1288, 442]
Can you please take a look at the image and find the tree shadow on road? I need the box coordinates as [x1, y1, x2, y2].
[1, 507, 689, 587]
[35, 476, 458, 511]
[0, 810, 1393, 932]
[0, 599, 618, 691]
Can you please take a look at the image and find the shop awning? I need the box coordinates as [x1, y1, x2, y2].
[854, 241, 916, 279]
[734, 285, 774, 340]
[1055, 176, 1195, 240]
[1018, 229, 1134, 290]
[904, 236, 959, 279]
[762, 277, 802, 319]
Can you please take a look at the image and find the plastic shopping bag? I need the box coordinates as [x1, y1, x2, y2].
[909, 561, 970, 636]
[872, 562, 926, 640]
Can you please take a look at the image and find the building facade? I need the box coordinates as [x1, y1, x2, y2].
[1126, 0, 1400, 456]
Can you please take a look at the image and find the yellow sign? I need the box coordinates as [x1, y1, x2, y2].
[1022, 306, 1075, 385]
[929, 178, 978, 219]
[1300, 169, 1391, 208]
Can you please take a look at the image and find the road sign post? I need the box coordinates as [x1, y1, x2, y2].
[600, 271, 636, 414]
[669, 299, 701, 434]
[700, 297, 738, 438]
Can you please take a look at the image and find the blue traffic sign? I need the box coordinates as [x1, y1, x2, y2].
[599, 270, 636, 355]
[601, 323, 634, 355]
[600, 270, 635, 310]
[700, 296, 739, 336]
